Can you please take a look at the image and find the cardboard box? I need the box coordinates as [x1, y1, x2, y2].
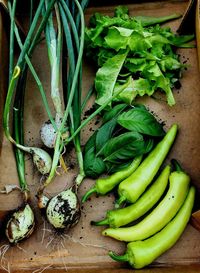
[0, 0, 200, 272]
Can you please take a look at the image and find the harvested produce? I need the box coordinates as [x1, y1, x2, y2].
[46, 188, 81, 229]
[92, 165, 170, 228]
[4, 0, 91, 232]
[108, 186, 195, 269]
[83, 104, 165, 179]
[6, 204, 35, 244]
[3, 0, 56, 175]
[85, 6, 194, 107]
[82, 155, 143, 202]
[40, 2, 63, 149]
[117, 124, 178, 206]
[36, 1, 131, 229]
[4, 0, 35, 244]
[103, 161, 190, 241]
[1, 5, 196, 273]
[38, 0, 86, 229]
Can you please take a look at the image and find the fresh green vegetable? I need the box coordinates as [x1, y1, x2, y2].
[38, 0, 86, 230]
[89, 6, 182, 29]
[85, 6, 194, 106]
[36, 1, 135, 230]
[117, 107, 165, 136]
[95, 50, 128, 107]
[108, 186, 195, 269]
[117, 124, 178, 206]
[100, 131, 145, 164]
[84, 104, 164, 178]
[5, 204, 35, 244]
[103, 103, 128, 123]
[5, 0, 35, 244]
[46, 188, 81, 230]
[83, 132, 106, 178]
[59, 0, 86, 185]
[3, 1, 56, 175]
[92, 165, 170, 228]
[103, 162, 190, 241]
[82, 155, 143, 203]
[40, 2, 63, 149]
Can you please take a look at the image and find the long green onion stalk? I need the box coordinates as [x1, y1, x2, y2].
[5, 0, 35, 244]
[40, 2, 64, 148]
[3, 1, 58, 175]
[39, 0, 88, 230]
[39, 0, 86, 191]
[59, 0, 85, 186]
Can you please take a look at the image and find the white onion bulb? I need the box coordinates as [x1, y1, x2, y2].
[5, 204, 35, 244]
[46, 188, 81, 229]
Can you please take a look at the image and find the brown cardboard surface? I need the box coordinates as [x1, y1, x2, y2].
[0, 0, 200, 272]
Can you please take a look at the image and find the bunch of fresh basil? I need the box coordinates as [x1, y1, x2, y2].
[84, 104, 165, 178]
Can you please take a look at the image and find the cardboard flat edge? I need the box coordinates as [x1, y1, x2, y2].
[10, 264, 200, 273]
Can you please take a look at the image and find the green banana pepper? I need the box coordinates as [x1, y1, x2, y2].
[103, 161, 190, 241]
[92, 165, 170, 228]
[117, 124, 178, 206]
[108, 186, 195, 269]
[81, 155, 142, 202]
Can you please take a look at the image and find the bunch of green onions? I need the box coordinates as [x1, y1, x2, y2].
[3, 0, 129, 233]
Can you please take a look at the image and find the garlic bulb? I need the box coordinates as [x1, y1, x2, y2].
[46, 188, 81, 229]
[5, 204, 35, 244]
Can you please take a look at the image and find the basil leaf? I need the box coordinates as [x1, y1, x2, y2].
[117, 108, 165, 136]
[96, 118, 117, 153]
[106, 160, 132, 174]
[84, 153, 106, 178]
[101, 131, 145, 163]
[144, 138, 155, 154]
[103, 103, 127, 123]
[84, 132, 97, 154]
[84, 133, 106, 178]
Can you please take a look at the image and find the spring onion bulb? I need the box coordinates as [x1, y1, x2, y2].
[7, 136, 52, 175]
[40, 115, 62, 149]
[4, 66, 52, 175]
[5, 204, 35, 244]
[46, 188, 80, 229]
[4, 0, 36, 245]
[4, 0, 60, 176]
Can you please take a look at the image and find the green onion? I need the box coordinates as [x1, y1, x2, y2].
[40, 2, 64, 148]
[5, 0, 35, 244]
[3, 1, 56, 175]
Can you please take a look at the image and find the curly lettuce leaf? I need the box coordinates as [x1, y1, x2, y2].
[95, 51, 128, 106]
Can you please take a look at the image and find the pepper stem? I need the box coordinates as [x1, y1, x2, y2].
[171, 159, 183, 172]
[81, 187, 97, 203]
[115, 196, 126, 208]
[91, 218, 109, 226]
[108, 251, 129, 262]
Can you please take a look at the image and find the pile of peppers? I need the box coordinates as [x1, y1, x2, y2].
[82, 124, 195, 269]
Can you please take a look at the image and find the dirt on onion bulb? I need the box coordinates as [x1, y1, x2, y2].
[43, 188, 81, 230]
[5, 204, 35, 244]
